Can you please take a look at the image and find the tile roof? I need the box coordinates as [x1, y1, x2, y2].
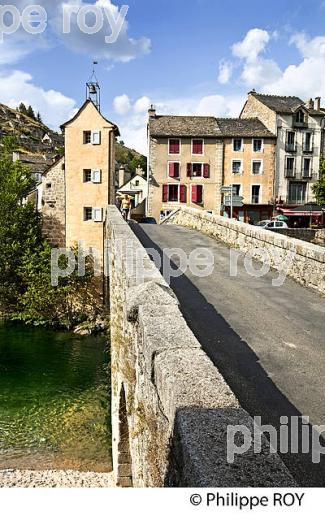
[149, 115, 221, 137]
[251, 92, 325, 115]
[149, 115, 275, 138]
[217, 118, 275, 137]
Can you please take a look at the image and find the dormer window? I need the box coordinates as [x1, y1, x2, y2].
[295, 110, 305, 124]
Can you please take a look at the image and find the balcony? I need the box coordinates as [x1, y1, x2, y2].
[285, 169, 295, 178]
[285, 143, 297, 152]
[302, 170, 313, 179]
[286, 197, 307, 205]
[303, 146, 313, 153]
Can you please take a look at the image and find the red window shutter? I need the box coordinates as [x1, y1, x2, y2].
[187, 163, 192, 177]
[169, 163, 175, 177]
[180, 185, 187, 203]
[192, 185, 198, 203]
[193, 140, 203, 154]
[169, 139, 180, 154]
[162, 185, 168, 202]
[197, 185, 203, 203]
[174, 163, 180, 177]
[203, 164, 210, 178]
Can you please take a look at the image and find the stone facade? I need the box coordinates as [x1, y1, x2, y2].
[164, 207, 325, 295]
[222, 136, 276, 222]
[241, 93, 324, 205]
[106, 206, 295, 487]
[41, 157, 66, 247]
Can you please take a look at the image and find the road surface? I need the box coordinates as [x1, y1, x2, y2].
[131, 222, 325, 486]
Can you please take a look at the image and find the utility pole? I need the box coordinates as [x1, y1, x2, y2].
[230, 183, 233, 219]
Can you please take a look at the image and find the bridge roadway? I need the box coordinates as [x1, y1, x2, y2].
[131, 222, 325, 486]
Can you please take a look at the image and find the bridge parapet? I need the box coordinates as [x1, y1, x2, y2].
[106, 206, 295, 487]
[163, 207, 325, 295]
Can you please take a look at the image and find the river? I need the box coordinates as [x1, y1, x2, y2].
[0, 323, 111, 472]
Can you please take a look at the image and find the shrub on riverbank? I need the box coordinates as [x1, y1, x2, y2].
[0, 137, 102, 329]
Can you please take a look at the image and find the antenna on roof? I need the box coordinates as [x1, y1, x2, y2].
[86, 60, 101, 112]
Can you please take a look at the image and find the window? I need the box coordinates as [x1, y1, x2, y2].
[83, 131, 91, 144]
[46, 183, 52, 189]
[251, 185, 261, 204]
[289, 182, 306, 204]
[232, 184, 241, 196]
[252, 160, 262, 175]
[192, 163, 202, 177]
[191, 185, 203, 204]
[168, 162, 180, 178]
[253, 139, 263, 152]
[296, 110, 305, 123]
[135, 180, 140, 186]
[303, 158, 311, 177]
[84, 207, 93, 221]
[287, 132, 295, 145]
[162, 184, 187, 203]
[192, 139, 204, 155]
[169, 139, 180, 154]
[286, 157, 295, 176]
[83, 169, 92, 182]
[232, 160, 242, 175]
[304, 132, 312, 152]
[233, 138, 243, 152]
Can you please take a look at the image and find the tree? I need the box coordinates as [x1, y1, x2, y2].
[18, 103, 28, 116]
[0, 137, 99, 328]
[313, 156, 325, 206]
[36, 111, 43, 123]
[27, 105, 36, 120]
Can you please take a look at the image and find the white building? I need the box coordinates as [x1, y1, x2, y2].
[241, 92, 325, 206]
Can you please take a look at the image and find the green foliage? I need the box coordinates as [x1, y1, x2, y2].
[17, 103, 38, 122]
[313, 156, 325, 206]
[0, 138, 100, 328]
[116, 141, 147, 176]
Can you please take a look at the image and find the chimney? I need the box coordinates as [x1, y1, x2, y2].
[307, 98, 314, 110]
[118, 166, 126, 188]
[148, 104, 156, 118]
[315, 97, 321, 111]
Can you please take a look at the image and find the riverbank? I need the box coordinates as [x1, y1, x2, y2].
[0, 469, 115, 488]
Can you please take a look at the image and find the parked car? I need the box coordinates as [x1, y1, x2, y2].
[256, 220, 272, 227]
[139, 217, 157, 225]
[265, 221, 289, 230]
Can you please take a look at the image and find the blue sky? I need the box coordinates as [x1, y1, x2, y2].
[1, 0, 325, 152]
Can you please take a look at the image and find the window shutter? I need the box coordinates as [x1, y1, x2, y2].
[169, 163, 175, 178]
[162, 185, 168, 202]
[197, 185, 203, 203]
[92, 208, 103, 222]
[91, 169, 102, 183]
[192, 185, 198, 203]
[91, 130, 101, 145]
[180, 185, 187, 203]
[187, 163, 192, 177]
[203, 164, 210, 178]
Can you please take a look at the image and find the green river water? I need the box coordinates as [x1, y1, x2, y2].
[0, 323, 111, 472]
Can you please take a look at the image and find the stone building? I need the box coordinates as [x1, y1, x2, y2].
[60, 99, 119, 261]
[147, 108, 224, 222]
[240, 92, 325, 207]
[117, 167, 148, 221]
[218, 118, 276, 223]
[41, 156, 66, 247]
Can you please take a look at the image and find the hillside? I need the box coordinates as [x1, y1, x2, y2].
[0, 102, 146, 176]
[0, 103, 63, 174]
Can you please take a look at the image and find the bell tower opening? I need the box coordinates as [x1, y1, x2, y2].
[86, 60, 101, 112]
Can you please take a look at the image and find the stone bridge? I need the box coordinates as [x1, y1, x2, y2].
[106, 206, 325, 487]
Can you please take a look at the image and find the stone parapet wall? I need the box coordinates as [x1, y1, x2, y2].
[163, 207, 325, 295]
[273, 228, 317, 243]
[106, 205, 295, 487]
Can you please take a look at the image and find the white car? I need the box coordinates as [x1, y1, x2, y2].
[256, 220, 271, 227]
[265, 221, 289, 230]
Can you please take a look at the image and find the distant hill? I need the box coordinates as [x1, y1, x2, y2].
[0, 102, 146, 176]
[116, 141, 147, 175]
[0, 103, 64, 174]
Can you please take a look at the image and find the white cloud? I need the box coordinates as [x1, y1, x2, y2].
[134, 96, 151, 113]
[0, 69, 77, 128]
[113, 94, 132, 114]
[52, 0, 151, 62]
[232, 28, 270, 63]
[218, 60, 233, 84]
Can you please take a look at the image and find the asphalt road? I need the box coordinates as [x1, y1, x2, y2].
[131, 222, 325, 486]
